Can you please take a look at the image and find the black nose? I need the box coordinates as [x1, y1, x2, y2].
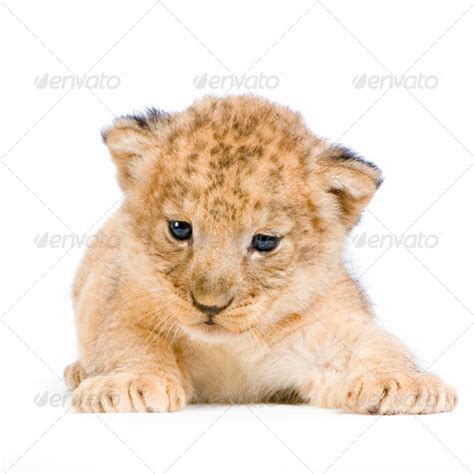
[192, 296, 233, 317]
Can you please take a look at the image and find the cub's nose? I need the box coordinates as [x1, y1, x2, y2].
[191, 295, 233, 317]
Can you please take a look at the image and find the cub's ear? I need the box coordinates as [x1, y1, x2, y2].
[101, 108, 170, 190]
[320, 146, 383, 229]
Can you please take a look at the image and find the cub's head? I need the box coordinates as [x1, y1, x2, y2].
[102, 96, 382, 342]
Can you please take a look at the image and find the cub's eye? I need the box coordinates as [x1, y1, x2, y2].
[252, 234, 280, 252]
[169, 221, 192, 240]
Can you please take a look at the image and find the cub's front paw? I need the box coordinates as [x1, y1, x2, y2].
[344, 372, 457, 415]
[73, 372, 186, 413]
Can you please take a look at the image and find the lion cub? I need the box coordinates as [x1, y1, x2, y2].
[65, 96, 456, 414]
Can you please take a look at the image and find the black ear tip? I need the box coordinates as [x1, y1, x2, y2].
[124, 107, 171, 130]
[100, 107, 171, 144]
[100, 128, 108, 144]
[375, 174, 384, 188]
[331, 145, 383, 188]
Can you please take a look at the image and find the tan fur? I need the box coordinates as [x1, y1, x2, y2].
[65, 96, 456, 414]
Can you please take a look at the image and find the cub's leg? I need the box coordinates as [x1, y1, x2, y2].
[301, 321, 457, 415]
[71, 321, 193, 413]
[70, 288, 193, 412]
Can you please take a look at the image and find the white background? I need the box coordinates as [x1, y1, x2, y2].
[1, 1, 473, 472]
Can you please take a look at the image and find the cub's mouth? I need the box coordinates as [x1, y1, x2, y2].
[204, 315, 216, 326]
[176, 293, 265, 340]
[182, 313, 257, 340]
[182, 319, 236, 342]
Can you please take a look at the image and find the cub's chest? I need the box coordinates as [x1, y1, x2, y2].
[178, 326, 349, 403]
[181, 342, 274, 403]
